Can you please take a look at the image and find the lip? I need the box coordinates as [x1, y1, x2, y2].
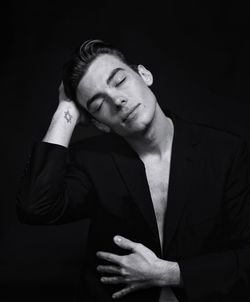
[122, 103, 141, 122]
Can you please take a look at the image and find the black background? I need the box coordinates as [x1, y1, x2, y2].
[1, 1, 250, 301]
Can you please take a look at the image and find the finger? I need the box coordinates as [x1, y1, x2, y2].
[96, 251, 122, 265]
[101, 276, 125, 285]
[97, 265, 121, 274]
[112, 285, 137, 299]
[113, 235, 139, 252]
[59, 85, 70, 101]
[59, 82, 65, 95]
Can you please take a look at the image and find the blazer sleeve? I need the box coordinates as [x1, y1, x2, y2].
[16, 141, 95, 224]
[178, 139, 250, 301]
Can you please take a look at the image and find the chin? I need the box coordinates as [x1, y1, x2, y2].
[137, 108, 155, 128]
[114, 105, 155, 137]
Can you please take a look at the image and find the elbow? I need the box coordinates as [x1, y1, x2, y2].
[16, 202, 48, 225]
[16, 204, 40, 225]
[16, 192, 61, 225]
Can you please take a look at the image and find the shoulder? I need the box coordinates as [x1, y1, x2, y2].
[173, 114, 247, 155]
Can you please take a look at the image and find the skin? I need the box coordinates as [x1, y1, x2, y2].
[96, 236, 181, 299]
[76, 54, 157, 137]
[74, 54, 181, 299]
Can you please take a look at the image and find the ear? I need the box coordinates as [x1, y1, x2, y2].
[91, 119, 111, 133]
[137, 65, 153, 86]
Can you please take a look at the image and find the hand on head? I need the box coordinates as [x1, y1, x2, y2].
[58, 82, 91, 126]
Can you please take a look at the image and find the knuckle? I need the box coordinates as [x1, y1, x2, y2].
[106, 255, 111, 261]
[120, 267, 128, 276]
[134, 242, 142, 250]
[119, 267, 125, 275]
[124, 276, 131, 283]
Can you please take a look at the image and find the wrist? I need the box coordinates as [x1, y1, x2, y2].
[56, 101, 80, 124]
[42, 102, 79, 147]
[155, 259, 182, 288]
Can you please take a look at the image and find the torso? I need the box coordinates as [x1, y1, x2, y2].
[140, 141, 177, 302]
[140, 150, 172, 252]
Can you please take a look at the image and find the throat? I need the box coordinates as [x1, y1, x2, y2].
[124, 105, 174, 159]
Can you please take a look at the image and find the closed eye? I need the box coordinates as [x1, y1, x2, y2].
[94, 101, 103, 112]
[115, 77, 126, 87]
[89, 100, 104, 113]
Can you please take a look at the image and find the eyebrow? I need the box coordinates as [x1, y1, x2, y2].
[86, 67, 125, 110]
[107, 67, 124, 85]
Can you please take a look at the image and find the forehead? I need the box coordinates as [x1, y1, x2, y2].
[87, 53, 128, 78]
[77, 54, 129, 105]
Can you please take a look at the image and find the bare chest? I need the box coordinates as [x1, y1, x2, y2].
[141, 156, 171, 246]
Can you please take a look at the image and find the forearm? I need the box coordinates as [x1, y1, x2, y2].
[17, 136, 93, 224]
[17, 101, 78, 221]
[43, 102, 79, 147]
[16, 140, 68, 223]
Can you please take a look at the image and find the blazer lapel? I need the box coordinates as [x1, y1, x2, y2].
[111, 141, 161, 254]
[110, 113, 200, 258]
[162, 116, 200, 257]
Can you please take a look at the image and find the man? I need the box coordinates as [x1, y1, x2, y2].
[17, 39, 250, 302]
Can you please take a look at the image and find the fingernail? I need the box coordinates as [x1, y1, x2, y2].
[114, 236, 121, 242]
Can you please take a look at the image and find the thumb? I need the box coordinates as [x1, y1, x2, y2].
[113, 235, 138, 251]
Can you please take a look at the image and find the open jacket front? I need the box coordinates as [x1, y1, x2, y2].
[17, 112, 250, 302]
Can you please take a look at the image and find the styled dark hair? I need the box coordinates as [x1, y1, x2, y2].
[62, 39, 135, 111]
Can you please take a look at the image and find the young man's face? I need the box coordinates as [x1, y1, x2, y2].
[76, 54, 157, 137]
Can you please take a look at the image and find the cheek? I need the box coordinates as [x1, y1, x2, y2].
[94, 105, 115, 125]
[130, 81, 153, 106]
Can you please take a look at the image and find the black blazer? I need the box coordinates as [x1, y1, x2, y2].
[17, 112, 250, 302]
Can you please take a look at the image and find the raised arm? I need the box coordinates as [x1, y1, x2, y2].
[16, 84, 94, 224]
[43, 83, 88, 147]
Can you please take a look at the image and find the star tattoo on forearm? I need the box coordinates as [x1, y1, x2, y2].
[64, 109, 73, 123]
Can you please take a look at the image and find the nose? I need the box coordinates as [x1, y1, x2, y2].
[113, 96, 127, 110]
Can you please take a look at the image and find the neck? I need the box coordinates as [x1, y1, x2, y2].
[124, 103, 174, 159]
